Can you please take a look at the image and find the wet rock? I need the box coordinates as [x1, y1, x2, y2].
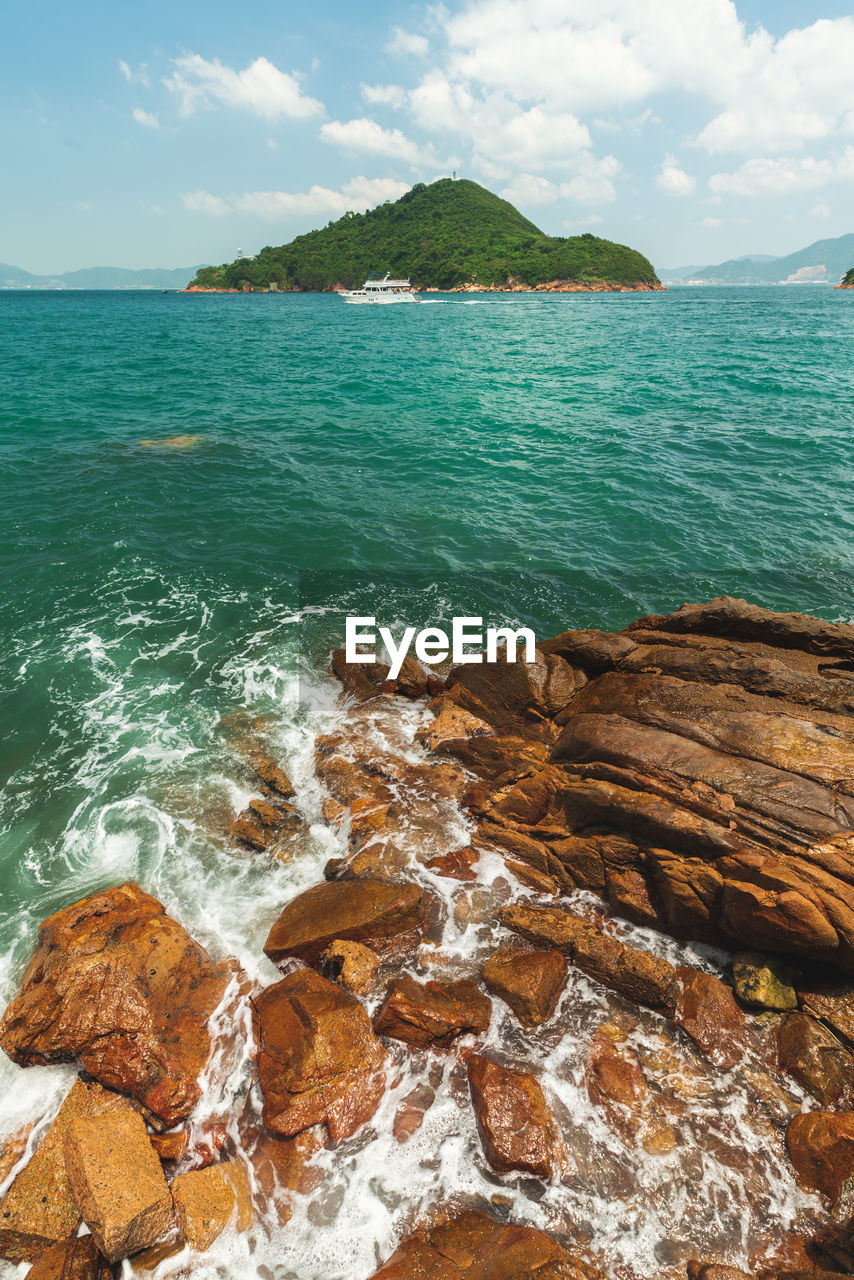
[171, 1162, 250, 1251]
[263, 877, 429, 965]
[732, 952, 798, 1010]
[367, 1205, 601, 1279]
[777, 1013, 854, 1108]
[149, 1119, 230, 1167]
[417, 698, 495, 752]
[444, 648, 585, 742]
[481, 947, 567, 1027]
[786, 1111, 854, 1200]
[243, 1125, 324, 1218]
[499, 903, 678, 1013]
[63, 1108, 174, 1263]
[392, 1084, 435, 1143]
[374, 977, 491, 1049]
[0, 1125, 31, 1187]
[390, 655, 429, 700]
[254, 969, 387, 1143]
[425, 846, 479, 881]
[467, 1053, 559, 1179]
[330, 649, 392, 701]
[0, 883, 235, 1126]
[674, 968, 749, 1070]
[686, 1265, 757, 1280]
[23, 1235, 112, 1280]
[0, 1079, 137, 1263]
[797, 977, 854, 1049]
[251, 754, 295, 798]
[321, 939, 380, 995]
[504, 859, 561, 895]
[626, 595, 854, 659]
[229, 796, 302, 854]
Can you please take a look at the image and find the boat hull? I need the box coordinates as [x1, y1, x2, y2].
[339, 293, 419, 304]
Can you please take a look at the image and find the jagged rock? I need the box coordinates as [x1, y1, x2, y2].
[330, 648, 391, 701]
[786, 1111, 854, 1200]
[373, 976, 491, 1048]
[243, 1125, 325, 1220]
[499, 904, 678, 1012]
[392, 1084, 435, 1143]
[0, 883, 235, 1126]
[732, 952, 798, 1010]
[251, 755, 295, 798]
[149, 1119, 230, 1166]
[23, 1235, 112, 1280]
[674, 969, 749, 1070]
[263, 878, 429, 965]
[467, 1053, 558, 1179]
[367, 1206, 604, 1279]
[626, 595, 854, 658]
[444, 648, 585, 742]
[253, 969, 387, 1143]
[586, 1031, 675, 1154]
[0, 1079, 137, 1263]
[425, 846, 479, 881]
[417, 697, 495, 751]
[539, 628, 639, 674]
[320, 939, 380, 995]
[686, 1265, 757, 1280]
[481, 947, 567, 1027]
[63, 1109, 174, 1263]
[171, 1162, 250, 1251]
[777, 1014, 854, 1108]
[797, 977, 854, 1049]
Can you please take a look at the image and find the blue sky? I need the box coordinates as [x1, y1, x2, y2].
[4, 0, 854, 273]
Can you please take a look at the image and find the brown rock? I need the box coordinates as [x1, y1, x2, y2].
[504, 859, 561, 895]
[392, 1084, 435, 1143]
[171, 1162, 250, 1252]
[674, 968, 749, 1069]
[63, 1109, 174, 1263]
[330, 648, 391, 701]
[251, 754, 295, 797]
[732, 951, 798, 1010]
[777, 1013, 854, 1107]
[0, 883, 235, 1126]
[445, 648, 585, 741]
[149, 1119, 229, 1167]
[426, 846, 479, 881]
[627, 595, 854, 659]
[374, 977, 491, 1048]
[263, 878, 428, 966]
[24, 1235, 112, 1280]
[786, 1110, 854, 1200]
[481, 947, 567, 1027]
[0, 1079, 136, 1263]
[254, 969, 387, 1143]
[467, 1054, 558, 1179]
[243, 1125, 324, 1217]
[539, 628, 638, 674]
[416, 698, 495, 751]
[321, 939, 380, 995]
[797, 977, 854, 1049]
[686, 1266, 757, 1280]
[0, 1125, 31, 1187]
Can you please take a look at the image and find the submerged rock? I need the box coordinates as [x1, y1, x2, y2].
[23, 1235, 112, 1280]
[253, 969, 387, 1143]
[0, 883, 236, 1127]
[786, 1110, 854, 1200]
[373, 976, 491, 1049]
[776, 1013, 854, 1108]
[481, 946, 567, 1027]
[263, 877, 429, 965]
[674, 968, 749, 1070]
[467, 1053, 559, 1179]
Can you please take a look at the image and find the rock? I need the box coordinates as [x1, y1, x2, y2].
[320, 939, 380, 995]
[425, 846, 479, 881]
[481, 947, 567, 1027]
[797, 977, 854, 1049]
[390, 655, 429, 700]
[586, 1031, 677, 1155]
[373, 977, 491, 1048]
[23, 1235, 112, 1280]
[63, 1109, 174, 1263]
[0, 883, 235, 1126]
[732, 952, 798, 1010]
[467, 1053, 558, 1179]
[777, 1014, 854, 1108]
[253, 969, 387, 1143]
[392, 1084, 435, 1143]
[149, 1119, 230, 1167]
[0, 1125, 31, 1187]
[263, 878, 429, 965]
[367, 1205, 602, 1279]
[504, 859, 561, 895]
[686, 1266, 757, 1280]
[786, 1111, 854, 1200]
[674, 968, 749, 1070]
[539, 628, 638, 674]
[330, 649, 391, 702]
[228, 797, 302, 854]
[444, 648, 585, 741]
[499, 904, 678, 1013]
[171, 1162, 250, 1251]
[626, 595, 854, 659]
[416, 698, 495, 751]
[251, 754, 295, 798]
[0, 1079, 137, 1264]
[243, 1126, 324, 1220]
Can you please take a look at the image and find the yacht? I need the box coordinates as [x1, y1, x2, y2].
[339, 273, 420, 304]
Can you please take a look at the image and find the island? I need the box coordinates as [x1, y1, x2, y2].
[836, 267, 854, 289]
[183, 178, 663, 294]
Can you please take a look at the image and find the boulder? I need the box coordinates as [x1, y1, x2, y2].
[367, 1206, 604, 1280]
[444, 648, 585, 741]
[320, 939, 380, 995]
[786, 1111, 854, 1200]
[149, 1119, 229, 1167]
[0, 883, 235, 1126]
[425, 846, 479, 882]
[626, 595, 854, 659]
[674, 969, 749, 1070]
[467, 1054, 558, 1179]
[373, 977, 491, 1048]
[0, 1079, 137, 1263]
[330, 649, 391, 701]
[481, 947, 567, 1027]
[732, 952, 798, 1011]
[23, 1235, 112, 1280]
[797, 977, 854, 1049]
[63, 1109, 174, 1263]
[253, 969, 387, 1143]
[171, 1162, 250, 1251]
[416, 698, 495, 751]
[263, 878, 428, 966]
[777, 1014, 854, 1108]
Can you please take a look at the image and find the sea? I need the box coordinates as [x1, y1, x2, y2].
[0, 285, 852, 1278]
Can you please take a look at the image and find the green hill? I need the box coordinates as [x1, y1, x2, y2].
[840, 267, 854, 288]
[684, 233, 854, 285]
[187, 179, 659, 292]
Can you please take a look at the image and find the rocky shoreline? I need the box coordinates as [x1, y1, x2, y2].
[180, 280, 666, 295]
[1, 596, 852, 1279]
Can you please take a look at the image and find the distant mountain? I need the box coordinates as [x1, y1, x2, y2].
[0, 264, 207, 290]
[682, 235, 854, 285]
[658, 264, 705, 283]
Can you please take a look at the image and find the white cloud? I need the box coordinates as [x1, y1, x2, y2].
[361, 83, 407, 110]
[811, 202, 831, 218]
[165, 54, 323, 120]
[180, 177, 411, 221]
[320, 117, 433, 165]
[700, 217, 723, 228]
[119, 60, 149, 86]
[132, 108, 159, 129]
[500, 157, 619, 208]
[499, 174, 559, 207]
[709, 148, 854, 197]
[656, 155, 696, 197]
[385, 27, 429, 58]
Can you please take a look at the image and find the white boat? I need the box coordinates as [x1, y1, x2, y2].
[338, 273, 420, 304]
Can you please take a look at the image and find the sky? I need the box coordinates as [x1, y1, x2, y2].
[4, 0, 854, 274]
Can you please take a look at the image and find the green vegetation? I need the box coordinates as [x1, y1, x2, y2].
[841, 267, 854, 287]
[187, 179, 659, 291]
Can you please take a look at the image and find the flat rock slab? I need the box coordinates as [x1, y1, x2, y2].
[0, 1078, 136, 1264]
[0, 882, 235, 1126]
[373, 976, 491, 1048]
[263, 878, 428, 966]
[171, 1162, 250, 1252]
[64, 1109, 174, 1263]
[467, 1053, 558, 1179]
[254, 969, 387, 1143]
[481, 947, 567, 1027]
